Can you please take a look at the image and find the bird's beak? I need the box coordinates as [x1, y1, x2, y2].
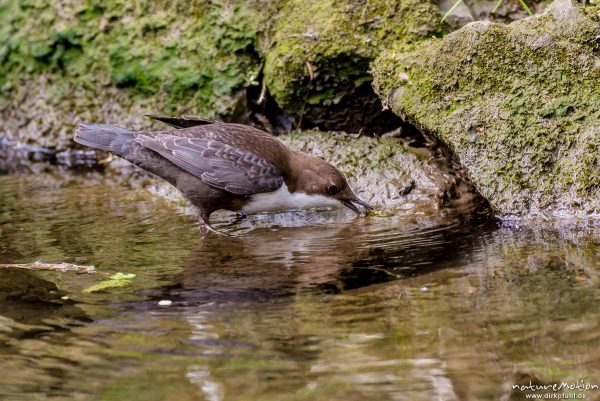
[341, 197, 373, 216]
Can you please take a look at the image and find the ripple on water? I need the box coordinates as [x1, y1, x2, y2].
[0, 174, 599, 401]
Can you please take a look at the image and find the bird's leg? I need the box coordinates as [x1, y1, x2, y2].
[199, 214, 232, 237]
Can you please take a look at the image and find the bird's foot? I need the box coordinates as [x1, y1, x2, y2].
[234, 212, 247, 222]
[199, 217, 233, 237]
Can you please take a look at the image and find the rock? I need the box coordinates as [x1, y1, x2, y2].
[0, 269, 88, 328]
[463, 0, 550, 23]
[262, 0, 442, 133]
[132, 130, 488, 220]
[439, 0, 551, 30]
[373, 0, 600, 217]
[0, 0, 269, 150]
[439, 0, 475, 29]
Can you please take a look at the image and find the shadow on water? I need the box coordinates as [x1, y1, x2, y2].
[0, 174, 599, 401]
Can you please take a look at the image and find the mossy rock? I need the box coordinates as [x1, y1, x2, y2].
[373, 0, 600, 217]
[0, 0, 442, 148]
[0, 0, 269, 149]
[133, 129, 487, 221]
[262, 0, 442, 132]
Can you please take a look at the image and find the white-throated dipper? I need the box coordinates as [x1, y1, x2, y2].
[74, 116, 372, 234]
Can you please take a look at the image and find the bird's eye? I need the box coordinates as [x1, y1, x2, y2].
[327, 184, 339, 195]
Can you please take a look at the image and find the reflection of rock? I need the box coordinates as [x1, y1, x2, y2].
[0, 269, 88, 331]
[154, 221, 600, 401]
[186, 365, 224, 401]
[134, 220, 489, 400]
[373, 0, 600, 217]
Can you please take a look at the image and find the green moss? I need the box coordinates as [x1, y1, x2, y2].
[281, 129, 406, 178]
[0, 0, 267, 117]
[372, 0, 600, 215]
[263, 0, 442, 113]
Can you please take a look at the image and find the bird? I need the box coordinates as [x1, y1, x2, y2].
[74, 115, 372, 235]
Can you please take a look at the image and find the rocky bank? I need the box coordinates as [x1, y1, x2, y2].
[1, 0, 597, 219]
[373, 0, 600, 217]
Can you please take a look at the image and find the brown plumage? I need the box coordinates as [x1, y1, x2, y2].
[74, 116, 372, 235]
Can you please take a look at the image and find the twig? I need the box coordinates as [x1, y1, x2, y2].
[0, 261, 96, 274]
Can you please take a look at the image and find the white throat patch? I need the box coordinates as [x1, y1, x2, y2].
[242, 183, 340, 214]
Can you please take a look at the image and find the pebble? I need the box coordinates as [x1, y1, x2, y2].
[158, 300, 173, 306]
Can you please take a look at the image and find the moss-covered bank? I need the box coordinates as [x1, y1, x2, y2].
[0, 0, 272, 149]
[263, 0, 442, 132]
[0, 0, 269, 113]
[0, 0, 446, 151]
[373, 0, 600, 217]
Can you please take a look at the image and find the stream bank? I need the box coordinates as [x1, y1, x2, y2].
[1, 0, 598, 219]
[373, 0, 600, 217]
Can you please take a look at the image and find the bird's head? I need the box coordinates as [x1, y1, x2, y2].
[289, 153, 373, 216]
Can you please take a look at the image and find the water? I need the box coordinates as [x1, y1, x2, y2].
[1, 174, 599, 401]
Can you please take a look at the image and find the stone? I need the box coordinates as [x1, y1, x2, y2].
[373, 0, 600, 217]
[262, 0, 442, 132]
[133, 130, 489, 221]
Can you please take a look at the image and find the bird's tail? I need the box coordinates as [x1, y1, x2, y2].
[73, 123, 135, 155]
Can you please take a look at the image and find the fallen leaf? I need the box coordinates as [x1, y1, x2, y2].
[82, 272, 136, 293]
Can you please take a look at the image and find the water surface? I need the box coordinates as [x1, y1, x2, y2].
[1, 174, 599, 401]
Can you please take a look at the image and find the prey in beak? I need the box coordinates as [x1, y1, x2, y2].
[341, 197, 373, 216]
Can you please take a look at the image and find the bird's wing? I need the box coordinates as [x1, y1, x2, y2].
[134, 133, 284, 195]
[146, 114, 217, 129]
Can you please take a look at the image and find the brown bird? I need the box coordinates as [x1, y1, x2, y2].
[74, 116, 372, 235]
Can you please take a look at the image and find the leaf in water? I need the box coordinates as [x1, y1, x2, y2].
[109, 272, 136, 280]
[82, 272, 137, 293]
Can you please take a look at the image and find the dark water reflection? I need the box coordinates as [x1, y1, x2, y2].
[0, 174, 599, 401]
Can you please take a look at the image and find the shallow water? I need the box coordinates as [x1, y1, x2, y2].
[1, 174, 599, 401]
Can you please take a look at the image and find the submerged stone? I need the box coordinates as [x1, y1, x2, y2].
[373, 0, 600, 217]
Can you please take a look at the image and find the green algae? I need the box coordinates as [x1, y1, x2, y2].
[372, 0, 600, 216]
